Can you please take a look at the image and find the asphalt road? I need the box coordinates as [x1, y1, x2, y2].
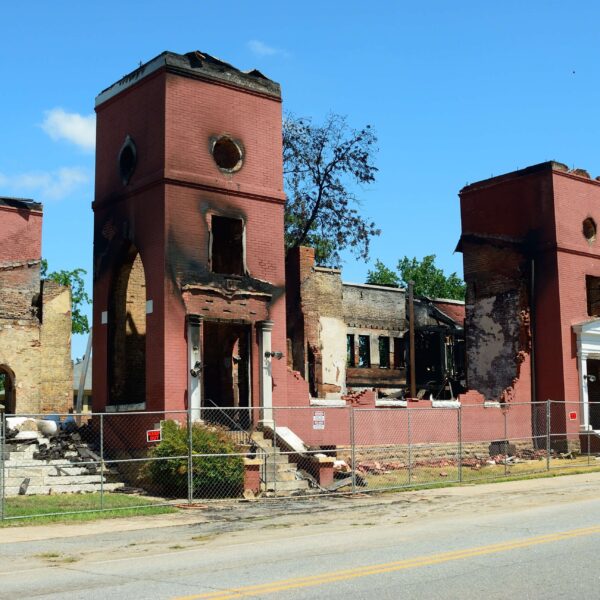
[1, 473, 600, 599]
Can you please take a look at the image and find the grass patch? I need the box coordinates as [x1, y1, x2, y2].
[1, 493, 176, 526]
[361, 457, 600, 493]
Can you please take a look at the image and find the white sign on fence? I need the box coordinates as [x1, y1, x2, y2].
[313, 411, 325, 430]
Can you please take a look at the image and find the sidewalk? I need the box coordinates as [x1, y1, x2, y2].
[3, 471, 600, 544]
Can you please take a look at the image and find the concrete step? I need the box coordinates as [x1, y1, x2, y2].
[5, 474, 111, 487]
[261, 479, 310, 492]
[4, 482, 124, 497]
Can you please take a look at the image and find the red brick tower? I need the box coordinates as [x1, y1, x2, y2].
[459, 162, 600, 448]
[93, 51, 287, 426]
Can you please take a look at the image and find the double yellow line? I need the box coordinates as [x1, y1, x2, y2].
[173, 524, 600, 600]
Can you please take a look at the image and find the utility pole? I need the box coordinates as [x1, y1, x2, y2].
[408, 280, 416, 399]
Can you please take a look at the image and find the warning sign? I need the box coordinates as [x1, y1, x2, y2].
[147, 429, 162, 442]
[313, 411, 325, 430]
[569, 411, 577, 421]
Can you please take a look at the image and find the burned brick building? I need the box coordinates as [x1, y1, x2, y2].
[458, 161, 600, 448]
[92, 51, 290, 426]
[0, 198, 72, 414]
[286, 246, 465, 400]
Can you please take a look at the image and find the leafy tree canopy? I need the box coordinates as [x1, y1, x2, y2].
[366, 255, 466, 300]
[41, 259, 91, 334]
[366, 259, 401, 287]
[283, 113, 380, 266]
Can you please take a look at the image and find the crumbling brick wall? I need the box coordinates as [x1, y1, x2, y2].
[462, 241, 531, 401]
[40, 280, 73, 413]
[0, 199, 72, 414]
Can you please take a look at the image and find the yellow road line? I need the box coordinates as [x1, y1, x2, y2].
[172, 524, 600, 600]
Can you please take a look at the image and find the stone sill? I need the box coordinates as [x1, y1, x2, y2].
[310, 399, 346, 407]
[105, 403, 147, 413]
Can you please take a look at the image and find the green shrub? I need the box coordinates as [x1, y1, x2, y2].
[149, 421, 244, 498]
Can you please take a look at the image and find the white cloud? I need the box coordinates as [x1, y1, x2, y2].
[41, 108, 96, 152]
[0, 167, 90, 201]
[247, 39, 288, 58]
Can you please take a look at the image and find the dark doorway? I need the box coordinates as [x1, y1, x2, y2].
[203, 321, 251, 429]
[0, 366, 15, 414]
[587, 359, 600, 430]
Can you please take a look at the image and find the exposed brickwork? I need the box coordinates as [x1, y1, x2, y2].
[0, 201, 72, 414]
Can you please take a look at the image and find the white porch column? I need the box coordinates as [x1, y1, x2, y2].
[187, 315, 202, 422]
[258, 320, 274, 428]
[579, 352, 590, 431]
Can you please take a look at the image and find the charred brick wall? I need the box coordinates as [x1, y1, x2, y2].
[93, 51, 288, 414]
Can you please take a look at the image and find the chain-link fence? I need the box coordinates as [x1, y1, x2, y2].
[1, 401, 599, 520]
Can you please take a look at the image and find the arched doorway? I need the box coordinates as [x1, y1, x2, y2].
[0, 365, 16, 414]
[108, 246, 147, 407]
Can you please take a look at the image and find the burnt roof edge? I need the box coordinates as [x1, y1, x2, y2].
[96, 50, 281, 107]
[459, 161, 571, 195]
[0, 197, 43, 212]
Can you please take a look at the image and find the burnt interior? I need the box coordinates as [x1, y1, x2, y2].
[203, 321, 251, 428]
[211, 216, 244, 276]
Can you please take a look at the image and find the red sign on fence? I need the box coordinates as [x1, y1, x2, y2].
[147, 429, 162, 442]
[569, 411, 577, 421]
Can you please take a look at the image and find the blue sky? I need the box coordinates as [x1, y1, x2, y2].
[2, 1, 600, 357]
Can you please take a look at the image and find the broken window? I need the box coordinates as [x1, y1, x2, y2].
[358, 335, 371, 368]
[211, 216, 244, 276]
[212, 136, 243, 172]
[378, 336, 390, 368]
[586, 275, 600, 317]
[346, 334, 355, 367]
[393, 337, 405, 369]
[583, 218, 597, 242]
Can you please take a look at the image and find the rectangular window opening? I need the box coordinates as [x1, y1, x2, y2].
[378, 336, 390, 368]
[587, 275, 600, 317]
[346, 334, 356, 367]
[358, 335, 371, 368]
[393, 337, 405, 369]
[211, 216, 244, 276]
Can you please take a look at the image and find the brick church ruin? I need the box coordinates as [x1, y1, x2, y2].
[4, 49, 600, 455]
[0, 198, 72, 414]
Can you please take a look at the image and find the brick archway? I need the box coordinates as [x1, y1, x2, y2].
[108, 245, 147, 408]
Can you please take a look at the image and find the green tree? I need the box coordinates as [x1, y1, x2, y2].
[397, 255, 465, 300]
[283, 113, 380, 266]
[41, 259, 91, 334]
[366, 259, 401, 287]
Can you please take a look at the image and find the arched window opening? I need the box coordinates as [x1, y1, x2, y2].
[0, 365, 16, 414]
[109, 248, 147, 406]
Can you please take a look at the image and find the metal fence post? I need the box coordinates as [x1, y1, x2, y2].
[503, 407, 508, 478]
[350, 407, 356, 495]
[546, 400, 551, 472]
[100, 413, 104, 510]
[408, 408, 412, 486]
[272, 415, 277, 496]
[457, 405, 462, 484]
[187, 408, 193, 505]
[0, 412, 5, 521]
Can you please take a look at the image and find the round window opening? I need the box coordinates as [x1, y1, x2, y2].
[119, 136, 137, 186]
[583, 217, 597, 242]
[212, 137, 243, 172]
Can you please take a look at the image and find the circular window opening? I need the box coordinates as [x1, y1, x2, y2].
[583, 217, 597, 242]
[212, 137, 243, 172]
[119, 136, 137, 186]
